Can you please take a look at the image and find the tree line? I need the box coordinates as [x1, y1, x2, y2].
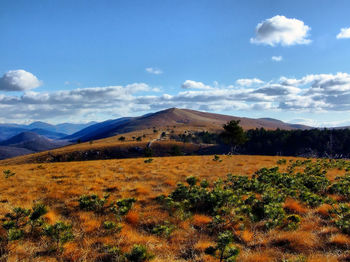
[174, 120, 350, 158]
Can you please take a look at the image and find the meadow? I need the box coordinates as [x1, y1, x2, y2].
[0, 155, 350, 261]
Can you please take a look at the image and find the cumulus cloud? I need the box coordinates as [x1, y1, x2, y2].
[250, 15, 311, 46]
[181, 80, 212, 90]
[145, 67, 163, 75]
[0, 70, 42, 91]
[236, 78, 264, 87]
[272, 56, 283, 62]
[3, 73, 350, 123]
[337, 27, 350, 39]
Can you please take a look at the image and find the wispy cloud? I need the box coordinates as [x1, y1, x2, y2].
[272, 56, 283, 62]
[145, 67, 163, 75]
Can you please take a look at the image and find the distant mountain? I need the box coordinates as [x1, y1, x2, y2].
[0, 132, 70, 152]
[0, 121, 97, 141]
[0, 125, 28, 141]
[67, 108, 311, 142]
[55, 122, 97, 135]
[27, 121, 56, 131]
[27, 121, 97, 135]
[29, 128, 68, 139]
[64, 117, 133, 142]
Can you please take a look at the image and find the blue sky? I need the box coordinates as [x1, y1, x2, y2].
[1, 0, 350, 126]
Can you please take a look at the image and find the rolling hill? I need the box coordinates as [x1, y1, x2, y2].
[0, 132, 70, 156]
[0, 146, 34, 160]
[29, 128, 68, 139]
[66, 108, 311, 142]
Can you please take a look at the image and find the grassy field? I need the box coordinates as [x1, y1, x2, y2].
[0, 155, 350, 261]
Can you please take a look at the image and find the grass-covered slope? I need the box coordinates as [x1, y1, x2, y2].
[1, 155, 350, 261]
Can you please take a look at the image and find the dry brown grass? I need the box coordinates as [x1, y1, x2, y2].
[0, 155, 348, 261]
[316, 203, 333, 218]
[328, 233, 350, 248]
[283, 198, 308, 214]
[269, 230, 320, 254]
[191, 214, 212, 229]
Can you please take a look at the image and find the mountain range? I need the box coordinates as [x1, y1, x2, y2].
[64, 108, 310, 142]
[0, 121, 96, 141]
[0, 108, 313, 160]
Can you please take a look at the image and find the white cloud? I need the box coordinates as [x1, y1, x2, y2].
[236, 78, 264, 87]
[272, 56, 283, 62]
[337, 27, 350, 39]
[3, 73, 350, 123]
[181, 80, 212, 90]
[288, 118, 350, 128]
[0, 70, 42, 91]
[145, 67, 163, 75]
[250, 15, 311, 46]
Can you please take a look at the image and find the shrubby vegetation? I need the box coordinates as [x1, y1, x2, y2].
[1, 203, 74, 253]
[156, 158, 350, 259]
[78, 193, 136, 218]
[3, 157, 350, 261]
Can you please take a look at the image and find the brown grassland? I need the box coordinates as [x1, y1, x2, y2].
[0, 154, 350, 261]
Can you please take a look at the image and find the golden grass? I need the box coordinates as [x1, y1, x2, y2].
[316, 203, 333, 218]
[0, 155, 349, 261]
[328, 233, 350, 248]
[283, 198, 308, 215]
[269, 230, 320, 254]
[191, 214, 212, 229]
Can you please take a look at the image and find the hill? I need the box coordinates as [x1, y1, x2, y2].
[64, 117, 132, 141]
[0, 132, 70, 153]
[67, 108, 311, 142]
[0, 145, 34, 159]
[29, 128, 67, 139]
[0, 125, 28, 141]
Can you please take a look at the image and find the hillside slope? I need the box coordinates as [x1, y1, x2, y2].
[0, 132, 70, 152]
[0, 146, 34, 160]
[68, 108, 310, 142]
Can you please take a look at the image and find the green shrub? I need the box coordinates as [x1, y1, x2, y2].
[78, 193, 111, 213]
[3, 170, 15, 179]
[43, 221, 74, 251]
[186, 176, 198, 187]
[7, 228, 24, 241]
[205, 231, 239, 262]
[144, 158, 153, 163]
[277, 159, 287, 165]
[126, 244, 154, 262]
[213, 155, 222, 162]
[331, 204, 350, 234]
[284, 214, 301, 230]
[103, 221, 122, 233]
[151, 222, 175, 238]
[115, 198, 136, 216]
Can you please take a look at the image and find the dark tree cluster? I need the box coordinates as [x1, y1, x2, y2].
[242, 128, 350, 157]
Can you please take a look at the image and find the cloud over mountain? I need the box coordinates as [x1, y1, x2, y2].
[1, 72, 350, 123]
